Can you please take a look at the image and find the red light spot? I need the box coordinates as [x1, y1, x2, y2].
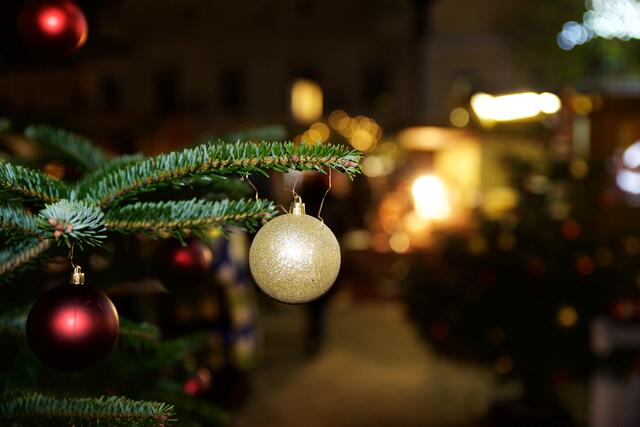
[53, 307, 91, 338]
[38, 7, 67, 36]
[173, 249, 196, 269]
[183, 378, 200, 395]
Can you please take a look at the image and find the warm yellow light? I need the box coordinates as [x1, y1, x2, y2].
[539, 92, 561, 114]
[328, 110, 348, 129]
[362, 156, 385, 177]
[411, 175, 451, 220]
[291, 79, 323, 124]
[389, 232, 410, 253]
[303, 129, 322, 144]
[350, 129, 375, 152]
[449, 107, 470, 127]
[557, 305, 578, 328]
[310, 122, 330, 141]
[471, 91, 561, 122]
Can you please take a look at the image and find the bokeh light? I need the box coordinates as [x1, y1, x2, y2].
[449, 107, 470, 127]
[557, 305, 578, 328]
[558, 0, 640, 50]
[291, 79, 323, 124]
[471, 92, 561, 123]
[412, 175, 451, 220]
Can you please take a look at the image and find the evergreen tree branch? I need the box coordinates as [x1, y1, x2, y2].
[118, 319, 161, 350]
[0, 237, 51, 278]
[105, 198, 277, 238]
[76, 141, 361, 207]
[0, 393, 176, 426]
[0, 307, 27, 335]
[79, 153, 145, 185]
[24, 124, 109, 172]
[0, 203, 38, 237]
[37, 200, 107, 248]
[0, 161, 69, 204]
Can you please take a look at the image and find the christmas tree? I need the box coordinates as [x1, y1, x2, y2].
[406, 153, 639, 423]
[0, 121, 361, 426]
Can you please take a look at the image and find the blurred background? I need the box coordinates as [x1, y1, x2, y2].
[3, 0, 640, 426]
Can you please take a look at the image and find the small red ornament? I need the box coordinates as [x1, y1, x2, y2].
[159, 238, 214, 282]
[19, 0, 88, 55]
[26, 266, 119, 370]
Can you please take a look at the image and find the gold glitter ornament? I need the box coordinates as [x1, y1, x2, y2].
[249, 196, 341, 304]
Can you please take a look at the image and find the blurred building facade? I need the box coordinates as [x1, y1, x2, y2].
[0, 0, 536, 148]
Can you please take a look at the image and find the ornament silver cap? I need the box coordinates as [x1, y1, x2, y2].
[290, 195, 305, 215]
[71, 266, 85, 285]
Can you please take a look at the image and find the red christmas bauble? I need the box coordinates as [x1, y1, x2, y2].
[19, 0, 88, 55]
[159, 238, 214, 282]
[26, 283, 119, 370]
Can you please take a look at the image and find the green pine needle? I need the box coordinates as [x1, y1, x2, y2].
[118, 319, 162, 350]
[37, 200, 107, 248]
[0, 392, 176, 426]
[0, 203, 38, 237]
[24, 124, 109, 172]
[0, 161, 69, 204]
[0, 237, 51, 278]
[105, 198, 278, 238]
[80, 153, 145, 184]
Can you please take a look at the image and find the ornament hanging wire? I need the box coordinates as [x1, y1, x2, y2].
[67, 242, 84, 284]
[278, 172, 303, 214]
[242, 174, 260, 201]
[68, 242, 76, 269]
[317, 168, 332, 223]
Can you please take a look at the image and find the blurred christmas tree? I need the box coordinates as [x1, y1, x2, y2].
[0, 121, 361, 426]
[406, 151, 640, 422]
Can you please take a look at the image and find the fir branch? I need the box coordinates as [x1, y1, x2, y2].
[37, 200, 107, 248]
[105, 198, 277, 238]
[0, 203, 38, 237]
[0, 160, 68, 204]
[24, 124, 108, 172]
[76, 141, 361, 207]
[0, 306, 27, 335]
[118, 319, 161, 350]
[0, 392, 176, 426]
[0, 237, 51, 278]
[78, 153, 145, 186]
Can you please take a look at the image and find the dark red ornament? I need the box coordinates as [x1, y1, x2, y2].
[26, 268, 119, 370]
[19, 0, 88, 55]
[159, 238, 214, 282]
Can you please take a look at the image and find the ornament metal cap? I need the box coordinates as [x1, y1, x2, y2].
[290, 195, 305, 215]
[71, 266, 85, 285]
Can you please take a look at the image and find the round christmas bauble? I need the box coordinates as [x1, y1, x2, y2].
[158, 238, 214, 283]
[26, 269, 119, 370]
[249, 198, 341, 304]
[19, 0, 88, 55]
